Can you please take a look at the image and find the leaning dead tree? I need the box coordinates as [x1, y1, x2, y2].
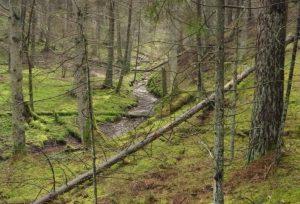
[32, 35, 299, 204]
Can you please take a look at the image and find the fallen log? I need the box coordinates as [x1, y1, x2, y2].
[33, 36, 298, 203]
[33, 66, 255, 204]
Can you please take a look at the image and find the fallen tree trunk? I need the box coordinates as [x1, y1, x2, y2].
[33, 36, 297, 203]
[33, 66, 254, 204]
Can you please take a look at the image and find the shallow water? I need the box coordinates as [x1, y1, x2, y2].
[100, 78, 157, 137]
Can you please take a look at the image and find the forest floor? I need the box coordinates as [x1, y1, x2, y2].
[0, 48, 299, 203]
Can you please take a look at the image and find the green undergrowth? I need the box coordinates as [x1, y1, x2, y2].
[147, 72, 163, 97]
[0, 51, 299, 203]
[0, 65, 136, 156]
[55, 51, 300, 203]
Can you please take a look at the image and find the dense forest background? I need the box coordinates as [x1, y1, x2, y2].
[0, 0, 299, 203]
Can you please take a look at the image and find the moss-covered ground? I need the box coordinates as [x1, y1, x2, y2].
[0, 47, 300, 203]
[55, 49, 299, 203]
[0, 41, 299, 204]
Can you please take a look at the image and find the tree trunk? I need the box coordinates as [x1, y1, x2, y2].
[162, 67, 168, 96]
[246, 0, 252, 23]
[124, 0, 133, 74]
[226, 0, 233, 25]
[73, 0, 91, 147]
[27, 0, 37, 112]
[214, 0, 225, 203]
[43, 0, 51, 52]
[62, 0, 72, 78]
[133, 10, 142, 83]
[116, 2, 123, 65]
[116, 0, 133, 93]
[95, 0, 102, 61]
[196, 0, 204, 95]
[230, 15, 240, 161]
[9, 0, 26, 154]
[20, 0, 27, 60]
[168, 4, 180, 94]
[278, 1, 300, 159]
[248, 0, 287, 161]
[103, 0, 115, 88]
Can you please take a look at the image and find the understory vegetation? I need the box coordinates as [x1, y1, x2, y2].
[0, 50, 299, 203]
[0, 0, 300, 203]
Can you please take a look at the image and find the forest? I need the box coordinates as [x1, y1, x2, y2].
[0, 0, 299, 203]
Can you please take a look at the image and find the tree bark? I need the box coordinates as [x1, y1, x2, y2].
[73, 0, 91, 147]
[116, 0, 133, 93]
[196, 0, 204, 95]
[43, 0, 52, 52]
[124, 0, 133, 74]
[27, 0, 36, 112]
[116, 2, 123, 65]
[278, 1, 300, 159]
[133, 9, 142, 83]
[9, 0, 26, 154]
[226, 0, 233, 25]
[95, 0, 102, 61]
[213, 0, 225, 203]
[230, 15, 240, 161]
[103, 0, 115, 88]
[168, 4, 180, 94]
[248, 0, 287, 161]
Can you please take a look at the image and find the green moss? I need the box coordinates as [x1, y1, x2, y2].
[147, 72, 163, 97]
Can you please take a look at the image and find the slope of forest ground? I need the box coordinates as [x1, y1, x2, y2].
[0, 47, 299, 203]
[64, 50, 299, 204]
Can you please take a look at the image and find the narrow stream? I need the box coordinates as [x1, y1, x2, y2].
[100, 78, 157, 137]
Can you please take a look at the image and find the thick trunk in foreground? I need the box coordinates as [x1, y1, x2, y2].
[248, 0, 287, 161]
[214, 0, 225, 203]
[9, 0, 26, 154]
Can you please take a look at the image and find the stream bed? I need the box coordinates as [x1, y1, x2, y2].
[100, 78, 157, 137]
